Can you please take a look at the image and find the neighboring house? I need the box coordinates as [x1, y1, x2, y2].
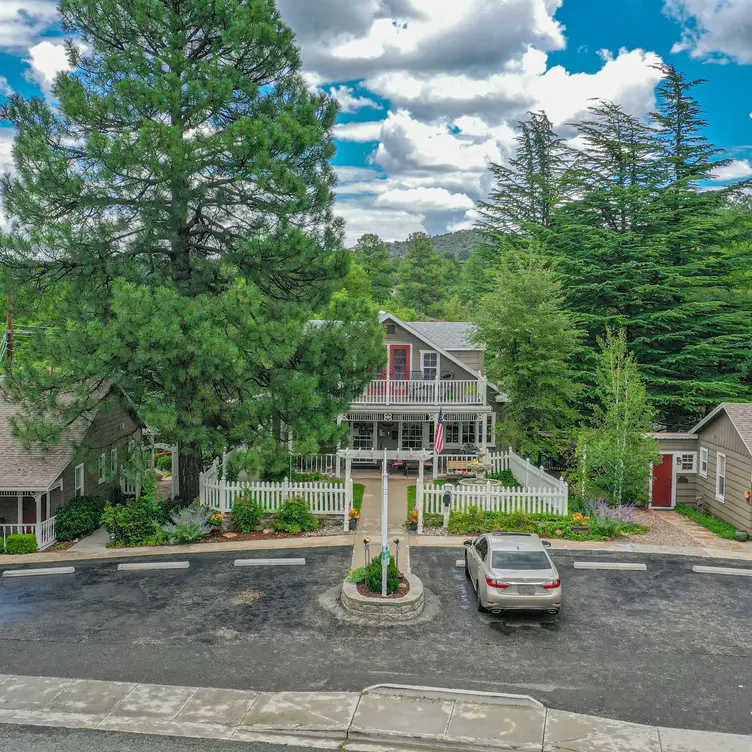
[342, 313, 505, 454]
[651, 402, 752, 533]
[0, 391, 142, 548]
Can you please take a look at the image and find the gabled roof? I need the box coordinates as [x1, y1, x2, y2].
[0, 396, 92, 492]
[690, 402, 752, 455]
[408, 321, 479, 351]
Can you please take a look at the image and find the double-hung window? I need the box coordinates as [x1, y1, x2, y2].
[699, 447, 708, 478]
[461, 422, 476, 445]
[421, 351, 438, 381]
[716, 453, 726, 502]
[401, 422, 424, 449]
[74, 464, 85, 497]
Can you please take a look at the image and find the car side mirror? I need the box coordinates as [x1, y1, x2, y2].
[463, 540, 472, 547]
[542, 540, 551, 548]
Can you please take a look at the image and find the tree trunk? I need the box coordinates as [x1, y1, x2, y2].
[178, 443, 204, 503]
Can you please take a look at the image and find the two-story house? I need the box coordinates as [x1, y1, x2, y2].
[341, 313, 504, 456]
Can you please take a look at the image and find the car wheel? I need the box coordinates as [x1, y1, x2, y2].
[464, 553, 470, 579]
[476, 583, 485, 612]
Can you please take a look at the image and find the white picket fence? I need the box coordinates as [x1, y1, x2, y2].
[291, 453, 340, 477]
[422, 483, 568, 517]
[199, 461, 351, 530]
[1, 516, 58, 550]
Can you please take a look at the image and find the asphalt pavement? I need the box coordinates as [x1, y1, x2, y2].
[0, 725, 318, 751]
[0, 546, 749, 735]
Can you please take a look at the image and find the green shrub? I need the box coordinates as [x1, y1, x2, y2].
[364, 555, 400, 595]
[675, 504, 738, 540]
[162, 508, 211, 544]
[275, 499, 318, 535]
[346, 566, 368, 583]
[155, 453, 173, 471]
[55, 495, 108, 541]
[157, 496, 191, 524]
[486, 470, 521, 488]
[232, 496, 263, 533]
[5, 534, 39, 554]
[101, 498, 162, 546]
[590, 516, 626, 538]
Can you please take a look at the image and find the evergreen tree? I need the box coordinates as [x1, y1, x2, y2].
[477, 111, 571, 237]
[353, 233, 394, 303]
[395, 233, 447, 317]
[0, 0, 384, 500]
[472, 242, 583, 455]
[577, 330, 660, 506]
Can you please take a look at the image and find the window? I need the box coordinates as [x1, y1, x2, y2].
[474, 537, 488, 560]
[74, 464, 84, 497]
[401, 422, 424, 449]
[421, 351, 438, 380]
[445, 422, 460, 445]
[716, 453, 726, 502]
[352, 422, 374, 450]
[678, 453, 696, 472]
[461, 421, 476, 445]
[98, 453, 107, 483]
[699, 447, 708, 478]
[110, 447, 118, 475]
[492, 551, 551, 570]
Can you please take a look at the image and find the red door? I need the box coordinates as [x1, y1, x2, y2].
[389, 345, 410, 381]
[652, 454, 673, 507]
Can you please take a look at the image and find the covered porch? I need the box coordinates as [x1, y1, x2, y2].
[0, 479, 62, 550]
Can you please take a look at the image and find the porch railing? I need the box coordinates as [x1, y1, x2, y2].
[291, 453, 340, 477]
[353, 379, 486, 405]
[1, 516, 58, 551]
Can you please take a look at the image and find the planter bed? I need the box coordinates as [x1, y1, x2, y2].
[356, 576, 411, 599]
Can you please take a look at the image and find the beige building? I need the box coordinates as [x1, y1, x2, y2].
[652, 403, 752, 533]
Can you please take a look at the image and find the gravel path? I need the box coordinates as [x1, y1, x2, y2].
[624, 509, 701, 547]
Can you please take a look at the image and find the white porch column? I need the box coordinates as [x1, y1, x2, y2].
[17, 493, 22, 529]
[34, 492, 42, 546]
[480, 413, 488, 452]
[45, 492, 51, 520]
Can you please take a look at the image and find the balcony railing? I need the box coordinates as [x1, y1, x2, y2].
[353, 379, 486, 405]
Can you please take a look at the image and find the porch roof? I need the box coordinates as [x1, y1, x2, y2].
[0, 396, 90, 492]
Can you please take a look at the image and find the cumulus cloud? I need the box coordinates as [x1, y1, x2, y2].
[329, 85, 382, 113]
[711, 159, 752, 181]
[376, 187, 475, 212]
[0, 2, 58, 51]
[335, 198, 427, 245]
[334, 121, 385, 142]
[0, 77, 13, 97]
[664, 0, 752, 63]
[25, 41, 71, 97]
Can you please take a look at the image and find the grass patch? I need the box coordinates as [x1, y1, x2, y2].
[353, 483, 365, 513]
[675, 504, 739, 540]
[407, 480, 449, 513]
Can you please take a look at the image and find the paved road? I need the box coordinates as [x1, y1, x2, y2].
[0, 547, 749, 734]
[0, 725, 317, 751]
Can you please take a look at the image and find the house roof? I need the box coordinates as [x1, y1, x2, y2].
[0, 395, 94, 492]
[407, 321, 479, 351]
[690, 402, 752, 455]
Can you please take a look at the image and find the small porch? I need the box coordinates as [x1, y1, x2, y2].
[0, 481, 61, 550]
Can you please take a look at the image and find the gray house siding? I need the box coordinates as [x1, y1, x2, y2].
[694, 413, 752, 532]
[447, 349, 484, 375]
[57, 403, 141, 509]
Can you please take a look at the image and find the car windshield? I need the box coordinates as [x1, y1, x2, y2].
[491, 551, 550, 570]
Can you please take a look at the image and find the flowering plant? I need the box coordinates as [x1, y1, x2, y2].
[349, 509, 360, 522]
[405, 509, 419, 528]
[572, 513, 590, 525]
[208, 512, 224, 528]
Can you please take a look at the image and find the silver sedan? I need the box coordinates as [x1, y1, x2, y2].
[464, 533, 562, 615]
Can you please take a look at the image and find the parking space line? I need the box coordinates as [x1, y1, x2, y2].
[573, 562, 647, 571]
[234, 558, 306, 567]
[2, 567, 76, 578]
[692, 565, 752, 577]
[117, 562, 190, 571]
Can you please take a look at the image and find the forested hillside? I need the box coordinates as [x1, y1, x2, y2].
[383, 229, 481, 259]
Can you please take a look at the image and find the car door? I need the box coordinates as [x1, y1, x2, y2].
[470, 536, 488, 585]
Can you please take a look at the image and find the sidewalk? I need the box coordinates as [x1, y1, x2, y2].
[0, 674, 747, 751]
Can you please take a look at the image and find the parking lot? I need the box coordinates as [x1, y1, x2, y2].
[0, 547, 750, 734]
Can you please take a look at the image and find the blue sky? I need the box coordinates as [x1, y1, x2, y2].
[1, 0, 751, 243]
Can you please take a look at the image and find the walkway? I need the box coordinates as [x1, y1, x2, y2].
[653, 510, 750, 553]
[67, 526, 109, 555]
[351, 474, 413, 569]
[0, 674, 746, 751]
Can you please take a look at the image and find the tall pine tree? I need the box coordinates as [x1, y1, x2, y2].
[353, 234, 394, 303]
[395, 233, 447, 317]
[0, 0, 384, 499]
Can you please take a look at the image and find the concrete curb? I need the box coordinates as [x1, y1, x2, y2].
[117, 561, 190, 571]
[0, 675, 748, 751]
[692, 564, 752, 576]
[341, 573, 424, 623]
[2, 566, 75, 578]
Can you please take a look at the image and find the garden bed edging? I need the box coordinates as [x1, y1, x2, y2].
[341, 573, 424, 623]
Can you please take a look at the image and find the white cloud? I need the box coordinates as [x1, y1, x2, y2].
[0, 2, 58, 51]
[376, 187, 475, 212]
[664, 0, 752, 63]
[711, 159, 752, 181]
[335, 199, 428, 245]
[25, 41, 71, 97]
[329, 85, 382, 113]
[0, 77, 13, 97]
[334, 121, 384, 142]
[0, 128, 15, 175]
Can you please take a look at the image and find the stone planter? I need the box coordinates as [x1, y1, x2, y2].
[349, 520, 358, 531]
[735, 530, 749, 542]
[572, 525, 590, 534]
[407, 523, 418, 532]
[341, 573, 424, 623]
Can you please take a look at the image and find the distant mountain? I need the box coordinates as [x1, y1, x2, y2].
[385, 230, 482, 260]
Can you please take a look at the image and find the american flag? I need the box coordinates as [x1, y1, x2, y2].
[434, 408, 445, 454]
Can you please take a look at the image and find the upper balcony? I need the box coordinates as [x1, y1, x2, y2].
[353, 378, 487, 406]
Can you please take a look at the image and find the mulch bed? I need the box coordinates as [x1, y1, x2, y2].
[356, 576, 411, 599]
